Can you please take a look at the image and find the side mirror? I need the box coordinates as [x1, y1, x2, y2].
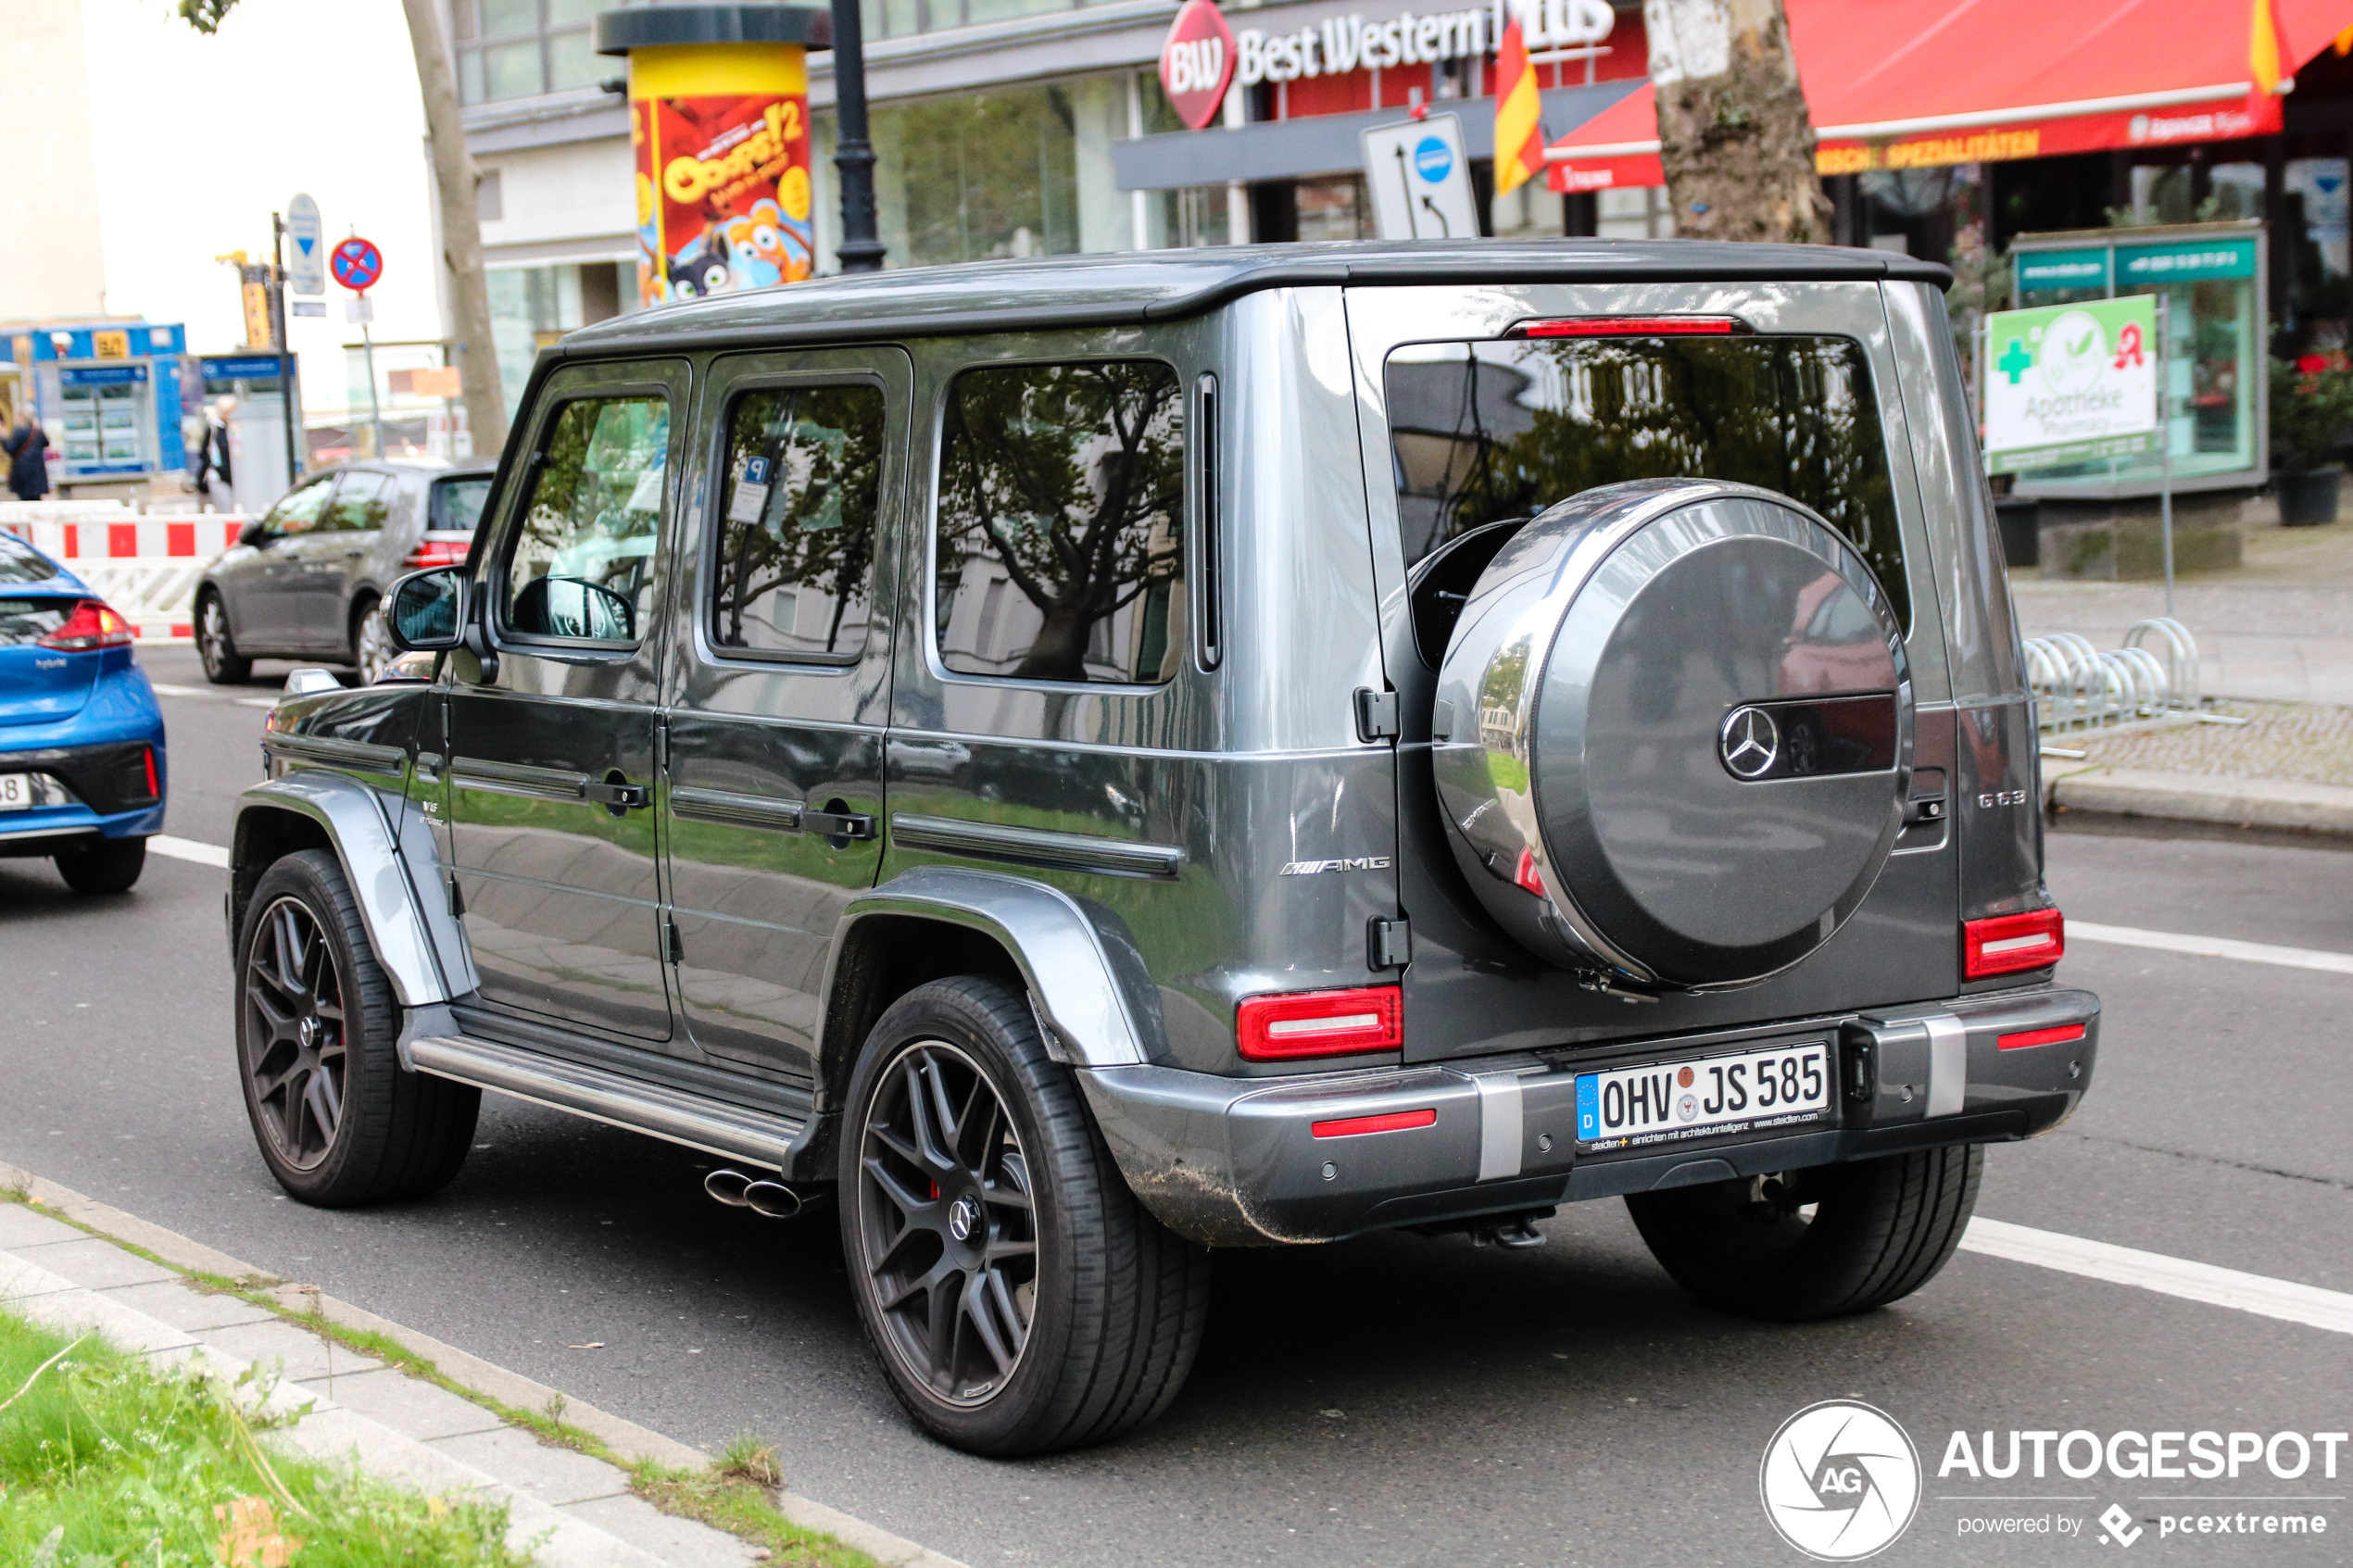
[238, 519, 271, 547]
[513, 575, 634, 641]
[384, 567, 466, 653]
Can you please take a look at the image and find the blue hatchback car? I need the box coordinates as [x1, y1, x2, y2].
[0, 531, 166, 893]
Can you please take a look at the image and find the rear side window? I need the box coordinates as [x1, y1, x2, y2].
[935, 360, 1186, 686]
[505, 395, 668, 643]
[0, 597, 69, 643]
[711, 383, 886, 660]
[1385, 334, 1906, 629]
[0, 535, 56, 584]
[432, 476, 491, 532]
[324, 470, 394, 532]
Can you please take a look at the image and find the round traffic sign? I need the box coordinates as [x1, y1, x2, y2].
[331, 237, 384, 292]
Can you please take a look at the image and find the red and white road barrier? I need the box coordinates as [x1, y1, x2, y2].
[1, 505, 253, 643]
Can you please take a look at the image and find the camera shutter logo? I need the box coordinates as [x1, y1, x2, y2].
[1759, 1399, 1920, 1561]
[1720, 705, 1781, 780]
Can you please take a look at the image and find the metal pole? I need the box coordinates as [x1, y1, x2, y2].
[2158, 295, 2175, 619]
[828, 0, 885, 272]
[270, 212, 301, 485]
[361, 316, 385, 461]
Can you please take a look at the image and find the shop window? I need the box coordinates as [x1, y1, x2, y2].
[711, 384, 887, 660]
[457, 0, 645, 104]
[935, 361, 1186, 685]
[1596, 187, 1674, 240]
[875, 87, 1081, 265]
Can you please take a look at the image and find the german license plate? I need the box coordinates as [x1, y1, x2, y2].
[1575, 1039, 1835, 1154]
[0, 773, 32, 810]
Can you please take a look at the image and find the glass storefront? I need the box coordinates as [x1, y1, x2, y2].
[486, 263, 633, 420]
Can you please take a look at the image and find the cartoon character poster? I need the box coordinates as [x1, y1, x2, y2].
[633, 82, 816, 307]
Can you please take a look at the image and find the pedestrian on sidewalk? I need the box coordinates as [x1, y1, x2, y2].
[192, 398, 235, 512]
[4, 414, 52, 500]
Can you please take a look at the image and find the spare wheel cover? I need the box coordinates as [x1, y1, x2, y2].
[1433, 479, 1912, 991]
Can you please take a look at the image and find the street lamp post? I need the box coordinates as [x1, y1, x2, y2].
[829, 0, 886, 272]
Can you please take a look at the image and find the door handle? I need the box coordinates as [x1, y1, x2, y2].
[802, 809, 876, 841]
[584, 779, 650, 809]
[1904, 794, 1947, 826]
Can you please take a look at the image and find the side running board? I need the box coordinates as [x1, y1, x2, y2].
[406, 1034, 805, 1171]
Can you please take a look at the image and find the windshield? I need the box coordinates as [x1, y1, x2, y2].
[432, 476, 492, 533]
[1384, 333, 1906, 630]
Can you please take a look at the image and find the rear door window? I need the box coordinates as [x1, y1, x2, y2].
[1385, 333, 1906, 632]
[322, 470, 394, 532]
[711, 383, 887, 660]
[263, 475, 336, 536]
[934, 360, 1186, 686]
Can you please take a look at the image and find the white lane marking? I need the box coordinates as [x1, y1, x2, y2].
[149, 835, 230, 869]
[233, 697, 278, 709]
[2070, 920, 2353, 977]
[1963, 1218, 2353, 1337]
[146, 683, 221, 698]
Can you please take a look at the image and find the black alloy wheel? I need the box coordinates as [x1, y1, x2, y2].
[353, 596, 392, 684]
[243, 893, 350, 1171]
[839, 977, 1211, 1456]
[197, 593, 250, 684]
[234, 850, 479, 1205]
[855, 1039, 1038, 1407]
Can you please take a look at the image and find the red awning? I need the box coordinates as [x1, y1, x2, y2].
[1546, 0, 2353, 194]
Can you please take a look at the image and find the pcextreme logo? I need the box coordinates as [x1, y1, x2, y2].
[1761, 1400, 1922, 1561]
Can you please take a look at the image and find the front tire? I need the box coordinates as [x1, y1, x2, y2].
[235, 849, 479, 1206]
[197, 593, 251, 684]
[839, 976, 1211, 1455]
[54, 836, 145, 894]
[1626, 1144, 1983, 1321]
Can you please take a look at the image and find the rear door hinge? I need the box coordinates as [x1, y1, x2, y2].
[664, 915, 685, 965]
[1354, 686, 1401, 743]
[1367, 916, 1412, 970]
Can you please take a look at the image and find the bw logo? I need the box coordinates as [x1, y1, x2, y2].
[1761, 1400, 1920, 1561]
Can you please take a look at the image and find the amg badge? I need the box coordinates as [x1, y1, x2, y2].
[1279, 856, 1392, 875]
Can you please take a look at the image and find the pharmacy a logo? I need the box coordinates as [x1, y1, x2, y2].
[1760, 1400, 1921, 1561]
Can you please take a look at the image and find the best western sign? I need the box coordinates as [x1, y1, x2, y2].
[1158, 0, 1612, 130]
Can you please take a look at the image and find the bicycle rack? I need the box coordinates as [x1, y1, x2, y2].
[2022, 618, 2240, 756]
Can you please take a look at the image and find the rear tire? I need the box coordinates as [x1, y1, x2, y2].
[54, 836, 145, 894]
[197, 593, 251, 684]
[351, 595, 390, 684]
[839, 976, 1211, 1455]
[1626, 1144, 1982, 1321]
[234, 849, 479, 1206]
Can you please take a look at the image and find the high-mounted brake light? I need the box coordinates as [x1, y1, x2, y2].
[1236, 985, 1403, 1061]
[1965, 909, 2065, 979]
[1514, 316, 1749, 339]
[1312, 1108, 1436, 1138]
[36, 599, 134, 651]
[404, 536, 472, 571]
[1998, 1023, 2085, 1051]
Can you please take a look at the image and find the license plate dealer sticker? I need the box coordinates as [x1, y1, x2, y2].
[0, 773, 32, 810]
[1576, 1040, 1835, 1154]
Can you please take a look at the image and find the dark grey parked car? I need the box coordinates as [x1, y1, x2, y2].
[195, 458, 494, 684]
[227, 242, 2099, 1457]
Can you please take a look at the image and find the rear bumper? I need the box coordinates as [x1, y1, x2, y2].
[1078, 985, 2099, 1247]
[0, 734, 167, 853]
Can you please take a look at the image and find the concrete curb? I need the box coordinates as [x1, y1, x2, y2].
[0, 1162, 970, 1568]
[2046, 764, 2353, 838]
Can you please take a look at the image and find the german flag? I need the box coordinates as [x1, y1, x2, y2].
[1493, 10, 1544, 197]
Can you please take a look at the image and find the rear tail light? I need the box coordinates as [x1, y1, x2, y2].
[1965, 909, 2065, 979]
[1236, 985, 1403, 1061]
[1312, 1108, 1436, 1138]
[1513, 315, 1750, 338]
[35, 599, 134, 651]
[404, 535, 472, 570]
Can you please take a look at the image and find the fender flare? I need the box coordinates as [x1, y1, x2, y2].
[824, 866, 1164, 1071]
[233, 770, 475, 1008]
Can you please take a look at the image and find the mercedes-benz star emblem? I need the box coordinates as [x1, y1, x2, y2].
[1720, 706, 1781, 780]
[949, 1196, 981, 1243]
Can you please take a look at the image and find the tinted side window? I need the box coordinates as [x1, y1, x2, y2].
[711, 383, 885, 659]
[323, 470, 394, 532]
[265, 476, 336, 536]
[505, 395, 668, 643]
[1385, 335, 1906, 629]
[935, 360, 1184, 685]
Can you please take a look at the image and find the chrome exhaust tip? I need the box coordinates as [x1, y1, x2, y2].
[743, 1180, 801, 1220]
[703, 1168, 754, 1207]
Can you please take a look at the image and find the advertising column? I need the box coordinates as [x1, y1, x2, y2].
[595, 5, 833, 307]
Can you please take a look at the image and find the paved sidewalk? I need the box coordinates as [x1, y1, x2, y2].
[0, 1173, 967, 1568]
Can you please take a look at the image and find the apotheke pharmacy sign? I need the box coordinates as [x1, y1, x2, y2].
[1159, 0, 1612, 130]
[1982, 296, 2159, 473]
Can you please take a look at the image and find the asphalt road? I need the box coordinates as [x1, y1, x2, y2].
[4, 648, 2348, 1567]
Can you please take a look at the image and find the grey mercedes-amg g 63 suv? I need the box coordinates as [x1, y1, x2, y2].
[228, 241, 2097, 1456]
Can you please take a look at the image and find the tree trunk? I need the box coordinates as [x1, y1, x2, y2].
[1643, 0, 1831, 245]
[400, 0, 509, 458]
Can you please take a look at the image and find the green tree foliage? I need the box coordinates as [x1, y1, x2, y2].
[937, 362, 1183, 684]
[715, 386, 886, 655]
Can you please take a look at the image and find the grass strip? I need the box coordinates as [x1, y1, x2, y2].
[0, 1298, 529, 1565]
[2, 1193, 877, 1568]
